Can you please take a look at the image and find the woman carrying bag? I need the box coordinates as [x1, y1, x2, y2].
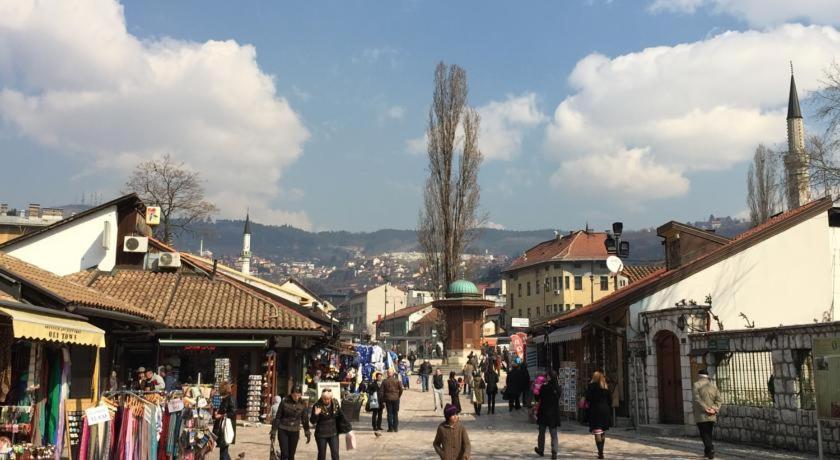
[366, 372, 384, 432]
[310, 388, 352, 460]
[214, 382, 236, 460]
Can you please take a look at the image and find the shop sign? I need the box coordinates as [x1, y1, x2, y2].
[379, 332, 390, 338]
[145, 206, 161, 225]
[511, 317, 529, 328]
[44, 324, 81, 343]
[85, 406, 110, 425]
[183, 346, 216, 351]
[814, 337, 840, 420]
[167, 398, 184, 413]
[707, 338, 730, 352]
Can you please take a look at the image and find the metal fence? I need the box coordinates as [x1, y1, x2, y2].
[715, 351, 775, 407]
[797, 351, 816, 410]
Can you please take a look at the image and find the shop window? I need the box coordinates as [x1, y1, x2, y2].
[715, 351, 775, 407]
[600, 276, 609, 290]
[574, 276, 583, 290]
[69, 346, 96, 399]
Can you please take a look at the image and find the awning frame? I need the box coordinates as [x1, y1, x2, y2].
[548, 324, 586, 344]
[0, 305, 106, 348]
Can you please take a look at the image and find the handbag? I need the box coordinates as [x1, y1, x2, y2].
[578, 396, 589, 410]
[345, 431, 357, 450]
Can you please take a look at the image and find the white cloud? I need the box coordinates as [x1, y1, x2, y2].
[353, 46, 399, 66]
[484, 221, 506, 230]
[0, 0, 312, 229]
[405, 135, 427, 155]
[384, 105, 405, 120]
[545, 24, 840, 202]
[649, 0, 840, 26]
[477, 93, 545, 161]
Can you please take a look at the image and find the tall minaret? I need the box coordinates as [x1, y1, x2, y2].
[240, 213, 251, 275]
[784, 64, 811, 209]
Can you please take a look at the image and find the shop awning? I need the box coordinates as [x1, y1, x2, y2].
[0, 306, 105, 348]
[158, 338, 268, 347]
[548, 324, 585, 344]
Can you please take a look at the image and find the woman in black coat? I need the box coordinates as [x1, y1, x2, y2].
[585, 371, 612, 459]
[214, 382, 236, 460]
[447, 371, 461, 413]
[535, 370, 562, 459]
[310, 388, 348, 460]
[484, 369, 499, 414]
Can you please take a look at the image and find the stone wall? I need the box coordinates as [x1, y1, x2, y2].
[690, 322, 840, 455]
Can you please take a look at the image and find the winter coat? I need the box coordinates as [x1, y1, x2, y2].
[537, 380, 562, 428]
[485, 371, 499, 395]
[271, 397, 311, 438]
[381, 376, 404, 402]
[448, 378, 460, 397]
[367, 380, 384, 409]
[585, 382, 611, 432]
[463, 363, 474, 384]
[693, 377, 723, 423]
[472, 377, 486, 405]
[309, 399, 347, 439]
[433, 374, 445, 390]
[433, 421, 471, 460]
[419, 362, 433, 375]
[214, 395, 236, 447]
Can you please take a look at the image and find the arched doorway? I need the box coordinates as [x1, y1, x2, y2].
[655, 330, 684, 424]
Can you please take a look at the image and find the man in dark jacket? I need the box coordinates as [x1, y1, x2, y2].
[419, 360, 433, 392]
[535, 371, 562, 459]
[507, 365, 522, 411]
[432, 368, 445, 411]
[270, 387, 311, 460]
[381, 369, 404, 432]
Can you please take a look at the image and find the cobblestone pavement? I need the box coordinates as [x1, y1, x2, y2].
[227, 385, 819, 459]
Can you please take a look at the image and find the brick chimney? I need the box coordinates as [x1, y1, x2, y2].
[657, 222, 730, 270]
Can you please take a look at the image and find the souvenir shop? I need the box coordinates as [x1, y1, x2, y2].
[0, 304, 106, 459]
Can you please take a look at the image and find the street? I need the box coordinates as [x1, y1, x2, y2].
[226, 384, 818, 459]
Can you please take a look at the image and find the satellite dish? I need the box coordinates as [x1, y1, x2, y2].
[606, 256, 624, 275]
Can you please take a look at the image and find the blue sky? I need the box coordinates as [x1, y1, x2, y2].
[1, 1, 838, 231]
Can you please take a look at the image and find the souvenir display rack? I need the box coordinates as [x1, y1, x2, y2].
[261, 351, 276, 421]
[246, 375, 262, 423]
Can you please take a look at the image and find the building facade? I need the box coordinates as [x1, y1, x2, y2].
[338, 283, 407, 337]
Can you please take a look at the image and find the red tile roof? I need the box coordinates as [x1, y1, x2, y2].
[376, 303, 433, 323]
[505, 231, 609, 272]
[621, 264, 664, 284]
[538, 197, 833, 329]
[0, 252, 154, 320]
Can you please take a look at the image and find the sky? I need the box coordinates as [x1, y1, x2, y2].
[1, 0, 840, 232]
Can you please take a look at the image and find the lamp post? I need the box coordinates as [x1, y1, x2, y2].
[604, 222, 630, 291]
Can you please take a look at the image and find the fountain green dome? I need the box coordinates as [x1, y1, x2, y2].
[446, 279, 481, 298]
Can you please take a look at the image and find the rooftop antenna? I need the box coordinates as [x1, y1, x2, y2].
[790, 60, 794, 76]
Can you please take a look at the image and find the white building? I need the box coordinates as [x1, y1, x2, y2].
[337, 283, 407, 336]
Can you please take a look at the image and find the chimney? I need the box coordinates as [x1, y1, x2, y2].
[0, 204, 7, 216]
[27, 203, 40, 219]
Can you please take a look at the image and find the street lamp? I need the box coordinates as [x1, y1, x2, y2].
[605, 221, 630, 258]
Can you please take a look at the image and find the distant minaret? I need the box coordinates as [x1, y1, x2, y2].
[240, 213, 251, 275]
[784, 63, 811, 209]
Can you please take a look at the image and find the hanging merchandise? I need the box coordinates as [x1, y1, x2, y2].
[213, 359, 230, 386]
[246, 375, 262, 423]
[261, 352, 276, 423]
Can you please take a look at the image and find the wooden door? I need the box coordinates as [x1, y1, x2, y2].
[655, 331, 684, 424]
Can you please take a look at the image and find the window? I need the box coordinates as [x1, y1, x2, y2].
[574, 262, 582, 268]
[574, 276, 583, 290]
[555, 304, 560, 313]
[545, 277, 550, 292]
[574, 304, 583, 309]
[509, 294, 514, 308]
[535, 279, 540, 294]
[527, 308, 531, 317]
[536, 307, 541, 316]
[553, 263, 560, 269]
[527, 282, 531, 296]
[518, 309, 523, 317]
[715, 351, 775, 407]
[564, 276, 570, 289]
[518, 283, 522, 297]
[565, 304, 570, 311]
[600, 276, 609, 290]
[552, 277, 558, 290]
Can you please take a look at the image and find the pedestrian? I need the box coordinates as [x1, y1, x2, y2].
[408, 350, 417, 373]
[132, 367, 146, 390]
[534, 370, 562, 459]
[506, 364, 521, 411]
[143, 368, 165, 391]
[471, 372, 485, 416]
[520, 365, 532, 409]
[310, 388, 347, 460]
[419, 360, 433, 392]
[214, 382, 236, 460]
[585, 370, 611, 459]
[367, 372, 384, 432]
[462, 360, 474, 397]
[448, 372, 462, 413]
[484, 368, 499, 414]
[693, 369, 722, 459]
[270, 395, 282, 422]
[432, 368, 446, 411]
[163, 365, 178, 391]
[381, 369, 404, 432]
[433, 403, 471, 460]
[270, 387, 311, 460]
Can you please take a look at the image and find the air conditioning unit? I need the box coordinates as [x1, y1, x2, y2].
[158, 252, 181, 268]
[554, 290, 561, 295]
[123, 236, 148, 253]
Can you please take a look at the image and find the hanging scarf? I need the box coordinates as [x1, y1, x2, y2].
[54, 347, 70, 460]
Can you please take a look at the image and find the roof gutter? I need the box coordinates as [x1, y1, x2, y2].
[153, 328, 326, 336]
[66, 304, 159, 326]
[0, 299, 91, 321]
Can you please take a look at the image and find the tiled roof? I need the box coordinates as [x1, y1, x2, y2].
[505, 231, 609, 272]
[71, 269, 323, 331]
[539, 197, 833, 329]
[416, 309, 441, 324]
[621, 265, 664, 284]
[0, 252, 154, 320]
[377, 303, 432, 322]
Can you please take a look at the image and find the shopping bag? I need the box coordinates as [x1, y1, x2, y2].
[368, 392, 379, 410]
[223, 417, 235, 444]
[345, 431, 357, 450]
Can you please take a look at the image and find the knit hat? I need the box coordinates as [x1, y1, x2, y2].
[444, 403, 458, 419]
[698, 369, 709, 376]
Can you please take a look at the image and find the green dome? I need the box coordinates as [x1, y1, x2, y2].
[446, 279, 480, 298]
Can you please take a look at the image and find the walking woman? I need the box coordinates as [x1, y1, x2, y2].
[534, 370, 562, 459]
[213, 382, 236, 460]
[472, 372, 485, 416]
[367, 372, 384, 431]
[448, 371, 461, 413]
[586, 370, 612, 459]
[310, 388, 348, 460]
[270, 387, 311, 460]
[485, 368, 499, 414]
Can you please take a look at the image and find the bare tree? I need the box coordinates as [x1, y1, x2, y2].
[124, 154, 218, 244]
[417, 62, 486, 358]
[746, 144, 781, 226]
